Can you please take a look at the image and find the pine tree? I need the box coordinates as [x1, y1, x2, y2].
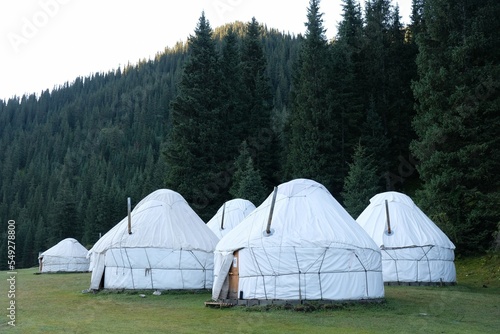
[230, 156, 267, 206]
[386, 5, 416, 152]
[361, 97, 391, 186]
[164, 12, 225, 219]
[48, 179, 78, 244]
[240, 17, 278, 188]
[331, 0, 365, 183]
[411, 0, 500, 254]
[219, 28, 245, 166]
[286, 0, 341, 194]
[338, 0, 363, 51]
[342, 142, 381, 218]
[359, 0, 393, 162]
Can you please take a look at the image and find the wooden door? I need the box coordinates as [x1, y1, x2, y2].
[228, 251, 239, 299]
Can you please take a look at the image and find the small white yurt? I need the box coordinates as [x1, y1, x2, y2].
[356, 191, 456, 285]
[212, 179, 384, 303]
[87, 189, 219, 290]
[38, 238, 89, 273]
[207, 199, 256, 239]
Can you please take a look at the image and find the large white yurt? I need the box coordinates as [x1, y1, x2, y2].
[212, 179, 384, 303]
[206, 199, 256, 239]
[87, 189, 219, 290]
[38, 238, 89, 273]
[356, 191, 456, 284]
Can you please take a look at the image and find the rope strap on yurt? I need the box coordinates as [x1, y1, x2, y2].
[293, 247, 302, 301]
[250, 247, 269, 299]
[382, 249, 400, 282]
[418, 245, 434, 282]
[124, 248, 135, 289]
[317, 249, 328, 300]
[354, 252, 369, 297]
[144, 249, 154, 289]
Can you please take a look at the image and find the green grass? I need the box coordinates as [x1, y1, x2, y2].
[1, 254, 499, 333]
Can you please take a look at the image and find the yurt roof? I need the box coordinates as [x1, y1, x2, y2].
[356, 191, 455, 249]
[133, 188, 187, 211]
[216, 179, 378, 253]
[39, 238, 88, 258]
[207, 199, 256, 239]
[89, 198, 218, 255]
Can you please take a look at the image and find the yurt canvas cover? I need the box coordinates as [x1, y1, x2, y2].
[356, 192, 456, 284]
[212, 179, 384, 302]
[207, 199, 256, 239]
[88, 190, 219, 290]
[39, 238, 89, 273]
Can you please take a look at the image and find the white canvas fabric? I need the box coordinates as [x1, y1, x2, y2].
[206, 199, 256, 239]
[39, 238, 89, 273]
[88, 190, 219, 290]
[356, 192, 456, 283]
[212, 179, 384, 301]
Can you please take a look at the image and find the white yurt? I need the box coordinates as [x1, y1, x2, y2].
[212, 179, 384, 303]
[38, 238, 89, 273]
[87, 189, 219, 290]
[356, 191, 456, 284]
[206, 199, 256, 239]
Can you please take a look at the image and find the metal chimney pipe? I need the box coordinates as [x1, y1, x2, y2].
[385, 199, 392, 235]
[266, 187, 278, 235]
[127, 197, 132, 235]
[220, 202, 226, 230]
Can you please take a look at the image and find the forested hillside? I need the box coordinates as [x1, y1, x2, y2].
[0, 21, 301, 269]
[1, 0, 498, 270]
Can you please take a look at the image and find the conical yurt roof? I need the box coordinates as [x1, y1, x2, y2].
[216, 179, 378, 253]
[207, 199, 256, 239]
[39, 238, 88, 259]
[356, 191, 455, 249]
[134, 188, 189, 210]
[89, 192, 218, 255]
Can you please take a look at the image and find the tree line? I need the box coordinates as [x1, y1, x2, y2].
[0, 0, 498, 270]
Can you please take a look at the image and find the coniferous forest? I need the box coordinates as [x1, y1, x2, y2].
[1, 0, 499, 270]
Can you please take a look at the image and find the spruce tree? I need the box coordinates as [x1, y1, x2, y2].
[361, 97, 391, 187]
[331, 0, 365, 183]
[164, 12, 224, 219]
[219, 28, 244, 166]
[286, 0, 341, 194]
[356, 0, 392, 169]
[240, 17, 278, 189]
[411, 0, 500, 254]
[342, 142, 381, 218]
[230, 155, 267, 206]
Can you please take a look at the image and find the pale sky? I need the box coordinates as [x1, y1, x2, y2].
[0, 0, 412, 101]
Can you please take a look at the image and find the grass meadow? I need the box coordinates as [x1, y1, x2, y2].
[1, 253, 499, 333]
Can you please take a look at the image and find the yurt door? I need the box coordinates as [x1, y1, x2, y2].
[228, 251, 239, 299]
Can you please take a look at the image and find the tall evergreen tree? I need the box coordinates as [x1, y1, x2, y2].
[385, 5, 416, 159]
[48, 179, 78, 244]
[230, 151, 267, 206]
[286, 0, 341, 194]
[331, 0, 365, 182]
[240, 17, 278, 189]
[360, 98, 391, 186]
[219, 28, 245, 166]
[338, 0, 364, 50]
[164, 12, 225, 219]
[359, 0, 393, 172]
[342, 142, 381, 218]
[411, 0, 500, 254]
